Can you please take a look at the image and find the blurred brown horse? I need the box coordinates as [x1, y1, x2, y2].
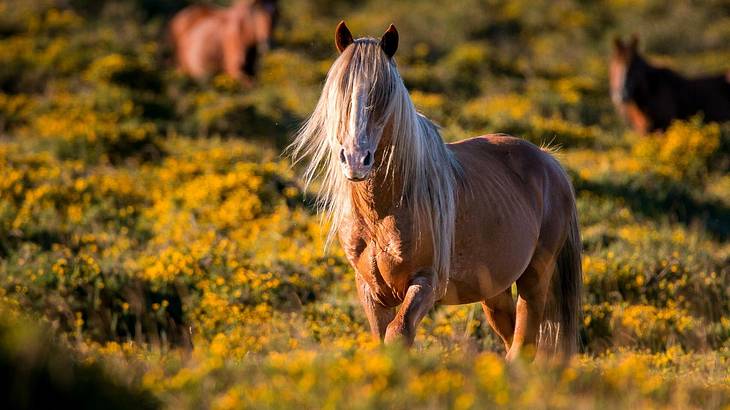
[170, 0, 278, 82]
[610, 34, 730, 134]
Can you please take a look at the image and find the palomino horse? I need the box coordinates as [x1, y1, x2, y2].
[170, 0, 278, 82]
[290, 22, 583, 360]
[610, 34, 730, 133]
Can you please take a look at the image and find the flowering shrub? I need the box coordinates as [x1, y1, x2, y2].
[632, 117, 721, 181]
[460, 93, 601, 147]
[1, 0, 730, 408]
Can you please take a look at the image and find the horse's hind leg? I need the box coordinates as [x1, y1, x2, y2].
[384, 271, 436, 346]
[356, 274, 395, 340]
[507, 254, 555, 362]
[481, 288, 516, 351]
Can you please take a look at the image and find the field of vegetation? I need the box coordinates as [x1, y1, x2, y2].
[1, 0, 729, 408]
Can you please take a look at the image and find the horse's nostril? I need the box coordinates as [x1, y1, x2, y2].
[340, 148, 346, 164]
[363, 151, 372, 166]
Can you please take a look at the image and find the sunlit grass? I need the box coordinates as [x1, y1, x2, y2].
[0, 0, 729, 408]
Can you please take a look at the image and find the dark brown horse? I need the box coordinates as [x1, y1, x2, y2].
[290, 22, 583, 361]
[610, 34, 730, 134]
[170, 0, 278, 82]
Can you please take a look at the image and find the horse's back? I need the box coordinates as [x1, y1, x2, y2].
[448, 135, 569, 193]
[451, 134, 576, 242]
[688, 74, 730, 121]
[655, 70, 730, 126]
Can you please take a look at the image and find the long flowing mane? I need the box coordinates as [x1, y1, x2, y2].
[289, 39, 461, 286]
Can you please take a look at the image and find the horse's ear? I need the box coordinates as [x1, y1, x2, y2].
[613, 36, 625, 53]
[380, 24, 398, 58]
[335, 21, 354, 53]
[628, 33, 639, 53]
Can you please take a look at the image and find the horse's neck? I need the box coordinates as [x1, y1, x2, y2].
[350, 164, 403, 222]
[649, 66, 686, 88]
[349, 129, 408, 222]
[637, 65, 686, 128]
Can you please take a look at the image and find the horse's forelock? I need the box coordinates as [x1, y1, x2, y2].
[314, 40, 397, 149]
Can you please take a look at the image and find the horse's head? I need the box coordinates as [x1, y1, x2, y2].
[610, 34, 649, 106]
[250, 0, 278, 53]
[330, 21, 400, 181]
[289, 21, 457, 261]
[289, 21, 406, 189]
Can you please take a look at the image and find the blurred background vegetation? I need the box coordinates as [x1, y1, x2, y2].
[0, 0, 729, 408]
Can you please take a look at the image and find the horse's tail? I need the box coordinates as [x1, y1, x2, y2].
[539, 200, 583, 359]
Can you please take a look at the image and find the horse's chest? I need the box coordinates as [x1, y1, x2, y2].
[340, 216, 415, 303]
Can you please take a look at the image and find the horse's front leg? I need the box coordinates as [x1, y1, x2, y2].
[356, 273, 395, 340]
[384, 271, 436, 346]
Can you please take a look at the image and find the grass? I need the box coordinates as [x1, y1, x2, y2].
[0, 0, 729, 408]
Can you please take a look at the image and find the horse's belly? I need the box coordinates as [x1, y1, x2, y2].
[439, 259, 526, 305]
[440, 216, 539, 304]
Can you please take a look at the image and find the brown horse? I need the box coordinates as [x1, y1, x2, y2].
[290, 22, 583, 361]
[170, 0, 278, 82]
[610, 34, 730, 133]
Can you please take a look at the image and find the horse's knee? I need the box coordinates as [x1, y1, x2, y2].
[384, 319, 413, 346]
[383, 273, 437, 346]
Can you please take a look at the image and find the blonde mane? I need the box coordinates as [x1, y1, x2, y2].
[289, 39, 461, 290]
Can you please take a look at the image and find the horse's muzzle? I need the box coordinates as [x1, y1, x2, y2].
[340, 146, 373, 182]
[344, 165, 370, 181]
